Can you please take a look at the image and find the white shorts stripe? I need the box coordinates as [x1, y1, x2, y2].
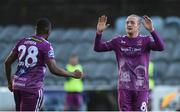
[38, 89, 43, 110]
[35, 89, 43, 111]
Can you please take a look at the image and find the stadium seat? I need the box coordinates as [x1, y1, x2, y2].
[162, 22, 179, 42]
[0, 76, 4, 86]
[140, 26, 149, 35]
[0, 63, 7, 86]
[87, 50, 107, 62]
[0, 25, 179, 88]
[54, 43, 74, 62]
[60, 29, 82, 43]
[12, 25, 34, 41]
[150, 52, 164, 62]
[100, 52, 116, 63]
[0, 63, 4, 77]
[91, 79, 110, 90]
[44, 78, 56, 86]
[164, 79, 180, 85]
[154, 61, 169, 81]
[96, 62, 116, 80]
[83, 79, 94, 90]
[56, 78, 65, 86]
[110, 78, 118, 89]
[103, 29, 116, 40]
[0, 43, 6, 61]
[165, 16, 180, 26]
[165, 63, 180, 84]
[81, 28, 96, 43]
[0, 25, 19, 42]
[150, 41, 174, 62]
[83, 62, 100, 80]
[49, 73, 65, 86]
[72, 43, 91, 62]
[151, 16, 164, 32]
[56, 62, 66, 69]
[113, 68, 118, 78]
[0, 26, 4, 34]
[44, 70, 61, 86]
[0, 44, 13, 62]
[48, 28, 65, 43]
[172, 44, 180, 61]
[115, 16, 127, 34]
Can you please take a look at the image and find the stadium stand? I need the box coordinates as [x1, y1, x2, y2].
[0, 16, 180, 90]
[115, 16, 126, 34]
[151, 16, 164, 32]
[165, 16, 180, 26]
[80, 28, 96, 43]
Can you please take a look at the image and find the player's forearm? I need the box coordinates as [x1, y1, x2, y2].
[150, 30, 165, 51]
[4, 62, 12, 84]
[47, 59, 77, 78]
[50, 64, 76, 78]
[94, 33, 108, 52]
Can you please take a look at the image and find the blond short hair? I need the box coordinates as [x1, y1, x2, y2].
[128, 14, 142, 24]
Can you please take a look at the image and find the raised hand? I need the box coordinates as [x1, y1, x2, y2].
[72, 70, 84, 79]
[142, 15, 154, 32]
[97, 15, 110, 34]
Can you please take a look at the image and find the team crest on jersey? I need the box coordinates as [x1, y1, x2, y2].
[137, 40, 142, 46]
[120, 71, 131, 82]
[121, 40, 126, 44]
[48, 50, 55, 58]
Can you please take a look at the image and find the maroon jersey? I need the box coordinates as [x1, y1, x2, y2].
[12, 35, 55, 93]
[94, 31, 164, 91]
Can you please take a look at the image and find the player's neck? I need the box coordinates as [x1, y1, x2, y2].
[36, 33, 48, 40]
[127, 32, 139, 38]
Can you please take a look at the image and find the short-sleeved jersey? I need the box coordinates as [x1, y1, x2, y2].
[12, 35, 55, 93]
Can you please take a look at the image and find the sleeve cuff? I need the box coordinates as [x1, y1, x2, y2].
[150, 30, 156, 34]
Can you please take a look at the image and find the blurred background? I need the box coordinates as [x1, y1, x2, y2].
[0, 0, 180, 111]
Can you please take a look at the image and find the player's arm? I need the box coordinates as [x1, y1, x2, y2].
[47, 59, 83, 79]
[94, 15, 114, 52]
[4, 51, 18, 92]
[142, 15, 165, 51]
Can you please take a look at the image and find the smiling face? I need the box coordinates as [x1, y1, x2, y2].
[125, 15, 141, 37]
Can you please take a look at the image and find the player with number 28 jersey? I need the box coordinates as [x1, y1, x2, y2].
[12, 36, 54, 93]
[4, 18, 83, 111]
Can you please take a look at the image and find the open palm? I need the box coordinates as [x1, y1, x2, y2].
[97, 15, 110, 33]
[142, 15, 154, 32]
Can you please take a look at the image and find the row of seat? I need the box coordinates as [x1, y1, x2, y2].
[151, 43, 180, 62]
[0, 60, 180, 87]
[1, 41, 180, 63]
[115, 16, 180, 35]
[0, 23, 179, 43]
[0, 23, 179, 89]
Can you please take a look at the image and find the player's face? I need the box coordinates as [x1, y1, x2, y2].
[125, 16, 140, 35]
